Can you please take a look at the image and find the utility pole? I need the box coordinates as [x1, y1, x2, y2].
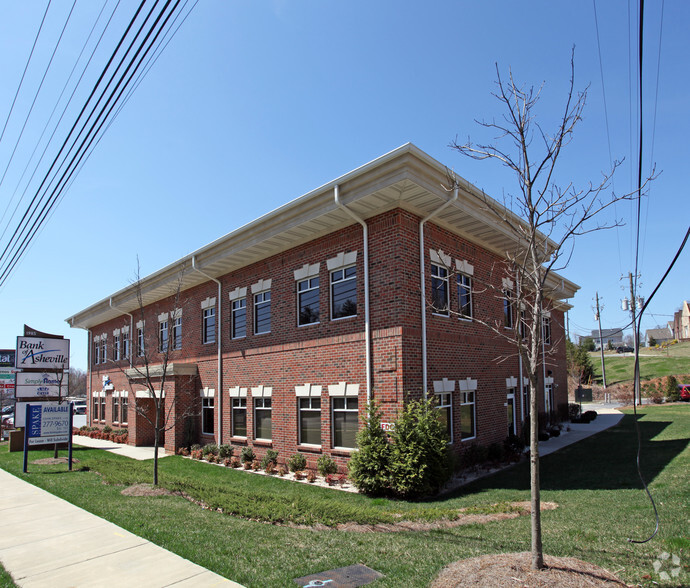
[621, 272, 643, 406]
[594, 292, 607, 395]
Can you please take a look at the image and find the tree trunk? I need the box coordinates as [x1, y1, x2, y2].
[530, 380, 543, 569]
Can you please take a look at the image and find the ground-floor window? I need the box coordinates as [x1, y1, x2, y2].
[507, 388, 516, 437]
[202, 397, 214, 435]
[112, 395, 120, 424]
[92, 396, 99, 421]
[460, 390, 475, 440]
[121, 395, 128, 425]
[232, 398, 247, 437]
[299, 397, 321, 445]
[436, 393, 452, 442]
[332, 397, 358, 448]
[254, 397, 272, 440]
[100, 395, 106, 422]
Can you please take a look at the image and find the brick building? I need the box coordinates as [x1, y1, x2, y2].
[66, 144, 578, 466]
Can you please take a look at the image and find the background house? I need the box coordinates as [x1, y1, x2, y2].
[645, 327, 673, 347]
[672, 301, 690, 341]
[590, 328, 624, 350]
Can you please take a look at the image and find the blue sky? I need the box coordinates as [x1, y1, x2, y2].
[0, 1, 687, 370]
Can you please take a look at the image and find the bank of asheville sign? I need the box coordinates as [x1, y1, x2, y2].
[15, 337, 69, 369]
[15, 372, 66, 398]
[26, 402, 71, 445]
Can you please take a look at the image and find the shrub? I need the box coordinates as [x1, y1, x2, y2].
[102, 425, 112, 434]
[503, 434, 525, 461]
[316, 454, 338, 477]
[538, 431, 550, 442]
[223, 458, 232, 467]
[568, 403, 581, 421]
[582, 410, 598, 422]
[202, 443, 218, 456]
[251, 459, 261, 471]
[388, 398, 452, 499]
[278, 465, 287, 477]
[648, 388, 665, 404]
[206, 454, 218, 464]
[348, 401, 392, 496]
[242, 460, 251, 470]
[487, 442, 504, 463]
[462, 443, 489, 469]
[190, 449, 203, 460]
[665, 375, 680, 402]
[230, 456, 240, 468]
[218, 444, 234, 458]
[306, 470, 316, 483]
[190, 443, 202, 452]
[239, 446, 255, 463]
[264, 462, 276, 475]
[287, 453, 307, 473]
[260, 449, 279, 469]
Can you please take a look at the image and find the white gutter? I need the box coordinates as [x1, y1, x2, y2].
[192, 256, 223, 444]
[334, 184, 371, 403]
[420, 187, 459, 399]
[110, 298, 134, 368]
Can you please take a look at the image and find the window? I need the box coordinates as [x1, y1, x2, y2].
[460, 390, 476, 440]
[542, 316, 551, 345]
[121, 394, 128, 424]
[101, 339, 107, 364]
[431, 264, 449, 315]
[202, 397, 214, 435]
[457, 273, 472, 319]
[332, 397, 358, 448]
[254, 291, 271, 334]
[507, 388, 516, 437]
[331, 266, 357, 319]
[522, 382, 530, 418]
[299, 397, 321, 445]
[519, 309, 527, 340]
[298, 277, 320, 326]
[172, 316, 182, 350]
[137, 327, 144, 356]
[159, 320, 169, 352]
[203, 307, 216, 344]
[232, 298, 246, 339]
[112, 395, 120, 423]
[436, 393, 452, 441]
[92, 396, 99, 420]
[123, 331, 130, 359]
[114, 335, 120, 361]
[100, 395, 106, 422]
[231, 398, 247, 437]
[94, 340, 100, 365]
[503, 290, 514, 328]
[254, 397, 272, 440]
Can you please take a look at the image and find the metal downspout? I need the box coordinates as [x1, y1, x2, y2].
[192, 256, 223, 444]
[110, 298, 134, 368]
[420, 187, 458, 399]
[334, 184, 371, 403]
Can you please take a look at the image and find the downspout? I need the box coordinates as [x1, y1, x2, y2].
[192, 256, 223, 444]
[334, 184, 371, 403]
[420, 187, 459, 399]
[110, 298, 134, 368]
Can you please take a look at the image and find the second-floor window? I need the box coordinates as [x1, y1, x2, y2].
[542, 316, 551, 345]
[123, 332, 130, 359]
[431, 264, 449, 315]
[232, 298, 246, 339]
[159, 320, 169, 352]
[298, 277, 320, 326]
[254, 291, 271, 334]
[203, 307, 216, 344]
[172, 316, 182, 350]
[503, 290, 514, 328]
[114, 335, 120, 361]
[457, 273, 472, 319]
[331, 266, 357, 319]
[137, 328, 144, 356]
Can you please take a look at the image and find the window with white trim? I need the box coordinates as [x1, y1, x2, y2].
[100, 394, 106, 422]
[254, 291, 271, 334]
[159, 320, 169, 352]
[92, 395, 99, 420]
[231, 397, 246, 437]
[503, 290, 514, 328]
[332, 397, 358, 448]
[100, 339, 107, 364]
[457, 273, 472, 319]
[460, 389, 476, 440]
[542, 316, 551, 345]
[172, 316, 182, 350]
[202, 396, 214, 435]
[112, 394, 120, 424]
[203, 308, 216, 344]
[299, 397, 321, 445]
[122, 331, 130, 359]
[232, 298, 246, 339]
[298, 277, 320, 326]
[331, 266, 357, 319]
[121, 394, 128, 424]
[137, 327, 144, 357]
[254, 397, 272, 440]
[431, 263, 449, 315]
[114, 334, 120, 361]
[94, 340, 100, 365]
[519, 309, 527, 340]
[436, 393, 452, 441]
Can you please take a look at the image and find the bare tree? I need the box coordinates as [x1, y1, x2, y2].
[447, 53, 651, 570]
[111, 261, 197, 485]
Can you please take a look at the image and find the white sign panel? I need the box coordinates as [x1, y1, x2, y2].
[15, 337, 69, 370]
[25, 402, 71, 445]
[15, 372, 67, 398]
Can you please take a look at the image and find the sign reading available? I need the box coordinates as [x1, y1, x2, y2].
[15, 337, 69, 370]
[26, 402, 71, 445]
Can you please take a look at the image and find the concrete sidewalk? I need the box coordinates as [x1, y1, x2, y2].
[73, 435, 169, 460]
[538, 405, 624, 457]
[0, 468, 242, 587]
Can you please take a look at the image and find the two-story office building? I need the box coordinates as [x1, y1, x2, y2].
[66, 144, 578, 466]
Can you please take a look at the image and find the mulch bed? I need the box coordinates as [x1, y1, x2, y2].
[431, 552, 629, 587]
[32, 457, 79, 465]
[121, 483, 174, 497]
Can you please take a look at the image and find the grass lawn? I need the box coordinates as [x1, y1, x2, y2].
[0, 405, 688, 587]
[590, 341, 690, 385]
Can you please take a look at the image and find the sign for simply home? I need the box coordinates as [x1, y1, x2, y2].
[15, 372, 67, 398]
[15, 337, 69, 370]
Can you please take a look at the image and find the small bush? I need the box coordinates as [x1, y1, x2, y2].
[487, 442, 504, 463]
[242, 460, 252, 470]
[190, 449, 203, 460]
[504, 434, 525, 461]
[317, 454, 338, 477]
[251, 459, 261, 471]
[223, 458, 232, 467]
[264, 462, 276, 475]
[278, 465, 287, 477]
[538, 431, 550, 442]
[190, 443, 202, 452]
[306, 470, 316, 483]
[218, 444, 234, 458]
[665, 375, 681, 402]
[287, 453, 307, 473]
[648, 388, 665, 404]
[260, 449, 279, 469]
[462, 443, 488, 469]
[239, 446, 255, 463]
[202, 443, 219, 456]
[103, 425, 112, 434]
[568, 403, 581, 421]
[177, 447, 189, 456]
[230, 456, 240, 468]
[348, 401, 392, 495]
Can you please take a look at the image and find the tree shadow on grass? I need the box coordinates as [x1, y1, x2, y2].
[447, 414, 688, 495]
